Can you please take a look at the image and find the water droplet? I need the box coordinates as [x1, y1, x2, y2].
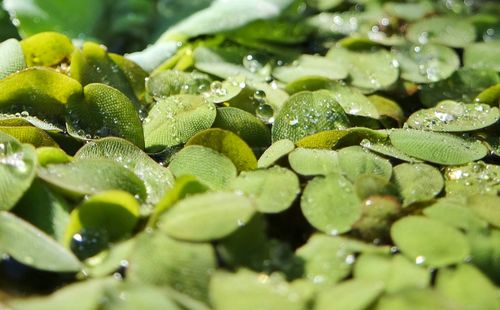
[415, 256, 425, 265]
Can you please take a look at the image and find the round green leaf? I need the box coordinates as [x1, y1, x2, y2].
[393, 44, 459, 83]
[67, 83, 145, 148]
[392, 163, 443, 207]
[389, 129, 488, 165]
[257, 139, 295, 168]
[326, 47, 399, 92]
[158, 192, 256, 241]
[186, 128, 257, 172]
[301, 174, 361, 234]
[212, 107, 271, 147]
[230, 166, 299, 213]
[168, 145, 237, 190]
[145, 69, 211, 102]
[272, 90, 350, 142]
[423, 197, 488, 232]
[36, 147, 72, 166]
[38, 158, 147, 201]
[406, 16, 476, 48]
[75, 137, 174, 205]
[143, 94, 216, 152]
[464, 41, 500, 72]
[0, 125, 58, 147]
[360, 139, 421, 163]
[475, 83, 500, 107]
[0, 211, 81, 272]
[338, 146, 393, 182]
[377, 288, 457, 309]
[273, 54, 348, 83]
[0, 132, 37, 211]
[0, 38, 26, 80]
[296, 127, 387, 150]
[467, 194, 500, 228]
[20, 32, 73, 67]
[315, 279, 384, 310]
[328, 84, 379, 118]
[391, 216, 470, 267]
[0, 67, 83, 124]
[288, 148, 340, 176]
[407, 100, 499, 132]
[444, 162, 499, 197]
[383, 1, 434, 21]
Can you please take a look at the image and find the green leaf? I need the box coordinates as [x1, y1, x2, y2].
[168, 145, 237, 190]
[301, 174, 361, 234]
[108, 53, 149, 102]
[406, 16, 476, 48]
[212, 107, 271, 147]
[20, 32, 73, 67]
[393, 44, 459, 83]
[296, 127, 387, 150]
[436, 264, 499, 310]
[3, 0, 103, 39]
[467, 194, 500, 228]
[158, 192, 256, 241]
[0, 38, 26, 80]
[145, 69, 211, 102]
[209, 269, 307, 310]
[383, 2, 434, 21]
[273, 54, 347, 83]
[38, 158, 147, 201]
[257, 139, 294, 168]
[354, 254, 430, 293]
[36, 146, 71, 166]
[143, 94, 216, 152]
[66, 83, 144, 148]
[272, 90, 350, 142]
[423, 197, 488, 232]
[0, 67, 83, 124]
[376, 288, 457, 310]
[75, 137, 174, 205]
[419, 68, 500, 107]
[475, 83, 500, 106]
[389, 129, 488, 165]
[186, 128, 257, 172]
[338, 146, 393, 182]
[391, 216, 470, 267]
[288, 148, 340, 176]
[444, 162, 500, 197]
[464, 40, 500, 72]
[326, 47, 399, 92]
[127, 231, 216, 302]
[101, 282, 182, 310]
[315, 279, 384, 310]
[64, 190, 140, 246]
[392, 163, 443, 207]
[406, 100, 499, 132]
[307, 0, 344, 11]
[0, 132, 37, 211]
[328, 84, 380, 118]
[0, 211, 81, 272]
[230, 166, 299, 213]
[360, 139, 422, 163]
[0, 125, 58, 147]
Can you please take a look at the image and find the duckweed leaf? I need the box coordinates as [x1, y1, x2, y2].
[146, 70, 211, 101]
[38, 159, 147, 201]
[0, 38, 26, 80]
[391, 216, 470, 267]
[107, 53, 148, 102]
[158, 192, 255, 241]
[419, 68, 500, 107]
[0, 211, 81, 272]
[75, 137, 174, 205]
[423, 197, 488, 232]
[288, 148, 340, 176]
[383, 1, 434, 21]
[64, 190, 140, 247]
[329, 84, 380, 118]
[301, 174, 361, 234]
[315, 279, 384, 310]
[406, 100, 499, 132]
[204, 76, 245, 104]
[0, 132, 37, 211]
[406, 16, 476, 48]
[230, 166, 299, 213]
[0, 67, 83, 124]
[464, 41, 500, 71]
[0, 125, 58, 147]
[360, 139, 421, 163]
[169, 145, 237, 190]
[272, 90, 350, 142]
[338, 146, 392, 182]
[444, 162, 500, 197]
[66, 83, 144, 148]
[213, 107, 271, 147]
[296, 127, 387, 149]
[20, 32, 73, 67]
[209, 269, 307, 310]
[326, 47, 399, 92]
[467, 194, 500, 228]
[392, 163, 443, 207]
[307, 0, 344, 11]
[436, 264, 499, 310]
[257, 139, 295, 168]
[393, 44, 459, 83]
[143, 95, 216, 152]
[475, 83, 500, 106]
[273, 54, 347, 83]
[36, 147, 72, 166]
[186, 128, 257, 172]
[368, 95, 405, 125]
[376, 288, 456, 309]
[127, 231, 216, 302]
[389, 129, 488, 165]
